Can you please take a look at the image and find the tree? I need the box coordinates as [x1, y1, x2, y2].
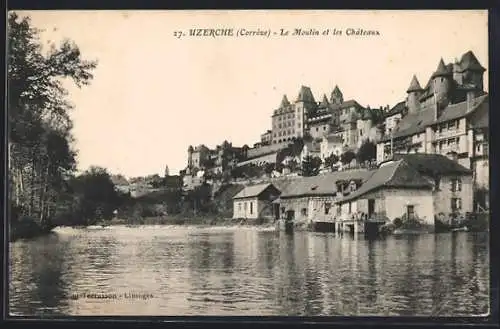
[286, 158, 299, 173]
[340, 150, 356, 165]
[301, 155, 321, 177]
[324, 153, 340, 170]
[263, 162, 275, 176]
[70, 166, 121, 224]
[356, 140, 377, 164]
[8, 12, 97, 225]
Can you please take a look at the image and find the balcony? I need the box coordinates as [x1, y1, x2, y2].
[434, 129, 462, 140]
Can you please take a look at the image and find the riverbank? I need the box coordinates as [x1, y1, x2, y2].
[10, 217, 55, 242]
[96, 215, 275, 227]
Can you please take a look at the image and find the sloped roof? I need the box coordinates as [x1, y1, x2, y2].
[457, 50, 486, 73]
[338, 160, 433, 203]
[246, 142, 291, 160]
[407, 75, 423, 93]
[434, 93, 488, 124]
[333, 99, 364, 110]
[384, 101, 406, 118]
[381, 106, 435, 141]
[381, 94, 488, 142]
[431, 59, 452, 78]
[233, 183, 279, 199]
[280, 94, 291, 108]
[388, 153, 472, 176]
[236, 152, 279, 167]
[332, 85, 342, 95]
[296, 86, 316, 103]
[319, 94, 330, 108]
[280, 170, 373, 198]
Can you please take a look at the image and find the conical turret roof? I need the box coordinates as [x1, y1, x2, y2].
[407, 75, 423, 93]
[279, 94, 290, 108]
[431, 58, 452, 78]
[319, 94, 329, 107]
[296, 86, 316, 103]
[332, 85, 342, 95]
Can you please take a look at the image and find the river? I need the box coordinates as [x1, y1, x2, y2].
[8, 225, 490, 317]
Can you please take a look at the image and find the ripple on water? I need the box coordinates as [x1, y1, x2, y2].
[8, 229, 490, 316]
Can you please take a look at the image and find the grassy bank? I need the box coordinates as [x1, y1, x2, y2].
[97, 215, 275, 227]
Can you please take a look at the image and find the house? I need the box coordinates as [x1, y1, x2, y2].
[320, 134, 344, 161]
[277, 170, 373, 230]
[232, 183, 281, 220]
[376, 51, 488, 198]
[383, 101, 406, 135]
[335, 153, 473, 232]
[300, 141, 321, 161]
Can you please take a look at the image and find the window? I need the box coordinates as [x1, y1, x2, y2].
[360, 129, 363, 136]
[324, 202, 331, 215]
[238, 203, 242, 211]
[316, 127, 319, 132]
[244, 202, 247, 211]
[406, 205, 415, 220]
[323, 126, 327, 131]
[298, 123, 301, 128]
[348, 202, 352, 214]
[250, 202, 253, 215]
[336, 205, 341, 216]
[476, 144, 481, 152]
[301, 208, 307, 216]
[451, 178, 462, 192]
[451, 198, 462, 211]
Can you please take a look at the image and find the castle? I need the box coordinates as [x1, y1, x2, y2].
[184, 50, 489, 208]
[267, 85, 384, 151]
[376, 50, 489, 195]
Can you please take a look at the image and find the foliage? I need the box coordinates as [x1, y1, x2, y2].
[183, 183, 213, 213]
[301, 155, 322, 177]
[356, 140, 377, 164]
[8, 12, 97, 225]
[283, 158, 298, 173]
[68, 166, 123, 225]
[324, 153, 340, 170]
[340, 150, 356, 165]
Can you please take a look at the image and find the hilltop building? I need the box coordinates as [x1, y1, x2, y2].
[376, 50, 488, 207]
[269, 85, 383, 152]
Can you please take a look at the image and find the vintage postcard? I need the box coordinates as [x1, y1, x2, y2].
[7, 10, 490, 318]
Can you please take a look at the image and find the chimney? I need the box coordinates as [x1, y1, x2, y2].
[466, 90, 475, 111]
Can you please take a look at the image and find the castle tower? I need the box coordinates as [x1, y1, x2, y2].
[295, 86, 317, 137]
[330, 85, 344, 105]
[458, 50, 486, 93]
[187, 145, 194, 168]
[406, 75, 423, 114]
[431, 58, 453, 104]
[452, 57, 463, 85]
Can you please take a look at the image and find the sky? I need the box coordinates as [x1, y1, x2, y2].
[17, 10, 488, 178]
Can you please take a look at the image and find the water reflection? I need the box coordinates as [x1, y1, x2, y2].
[9, 226, 490, 316]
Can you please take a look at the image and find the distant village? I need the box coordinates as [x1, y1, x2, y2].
[113, 50, 489, 233]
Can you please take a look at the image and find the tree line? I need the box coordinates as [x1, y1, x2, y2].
[8, 12, 128, 228]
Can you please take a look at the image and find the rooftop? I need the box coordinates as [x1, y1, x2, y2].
[280, 170, 373, 198]
[232, 183, 279, 199]
[387, 153, 472, 176]
[338, 159, 433, 203]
